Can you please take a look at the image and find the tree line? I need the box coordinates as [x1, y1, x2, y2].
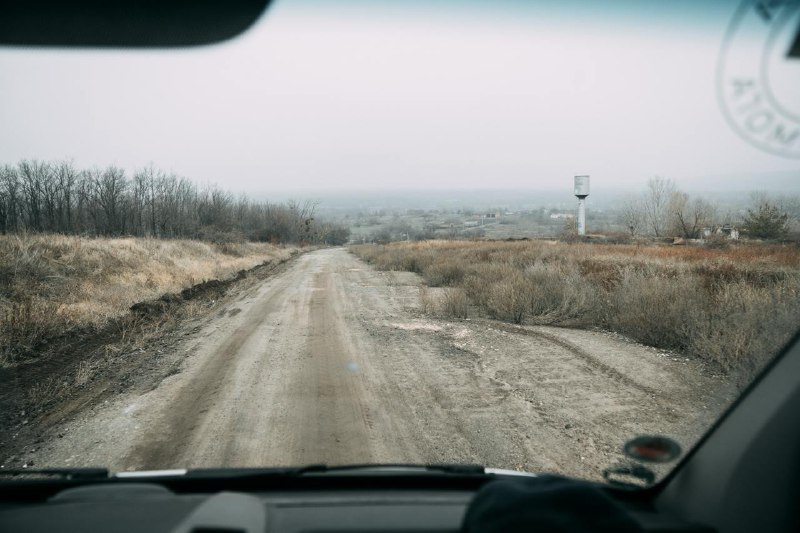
[0, 160, 350, 244]
[618, 176, 796, 240]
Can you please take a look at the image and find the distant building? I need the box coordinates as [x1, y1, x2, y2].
[701, 225, 739, 240]
[717, 224, 739, 240]
[549, 213, 575, 220]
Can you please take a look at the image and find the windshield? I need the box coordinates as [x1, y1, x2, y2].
[0, 0, 798, 487]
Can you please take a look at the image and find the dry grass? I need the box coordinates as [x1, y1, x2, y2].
[352, 240, 800, 374]
[24, 375, 67, 407]
[419, 287, 470, 318]
[0, 234, 295, 364]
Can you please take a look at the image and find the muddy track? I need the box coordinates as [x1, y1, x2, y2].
[8, 248, 726, 480]
[481, 322, 660, 398]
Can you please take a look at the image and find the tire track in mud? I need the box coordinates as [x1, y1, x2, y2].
[481, 321, 660, 398]
[122, 274, 297, 468]
[287, 269, 375, 464]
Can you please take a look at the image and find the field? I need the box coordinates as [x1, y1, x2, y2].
[0, 234, 295, 366]
[351, 240, 800, 378]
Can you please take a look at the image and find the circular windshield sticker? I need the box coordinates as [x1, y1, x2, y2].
[623, 435, 682, 464]
[718, 0, 800, 158]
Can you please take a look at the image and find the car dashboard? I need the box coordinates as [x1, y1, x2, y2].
[0, 473, 712, 533]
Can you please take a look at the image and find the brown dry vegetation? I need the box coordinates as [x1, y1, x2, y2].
[0, 234, 296, 365]
[352, 240, 800, 375]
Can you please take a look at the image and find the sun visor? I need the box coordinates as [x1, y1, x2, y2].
[0, 0, 271, 47]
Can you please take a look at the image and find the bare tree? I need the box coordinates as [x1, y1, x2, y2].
[643, 176, 676, 237]
[93, 166, 129, 235]
[53, 160, 78, 232]
[17, 159, 50, 231]
[39, 162, 60, 232]
[670, 192, 716, 239]
[774, 193, 800, 233]
[131, 167, 152, 236]
[619, 194, 645, 237]
[197, 185, 232, 229]
[0, 165, 21, 233]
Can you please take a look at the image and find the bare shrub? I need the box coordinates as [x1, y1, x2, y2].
[525, 263, 600, 324]
[423, 258, 465, 287]
[440, 288, 470, 318]
[418, 286, 470, 318]
[25, 376, 68, 407]
[560, 216, 579, 243]
[485, 270, 534, 324]
[605, 268, 704, 351]
[418, 286, 436, 314]
[690, 279, 800, 374]
[462, 262, 518, 309]
[525, 264, 571, 318]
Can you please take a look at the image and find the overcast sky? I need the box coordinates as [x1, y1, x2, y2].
[0, 0, 797, 196]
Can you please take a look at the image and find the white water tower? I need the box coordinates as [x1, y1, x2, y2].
[574, 175, 590, 236]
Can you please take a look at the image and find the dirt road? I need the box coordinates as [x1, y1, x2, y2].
[21, 248, 728, 480]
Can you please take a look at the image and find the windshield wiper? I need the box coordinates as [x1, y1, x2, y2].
[0, 467, 109, 480]
[0, 464, 533, 485]
[178, 463, 486, 479]
[296, 463, 486, 475]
